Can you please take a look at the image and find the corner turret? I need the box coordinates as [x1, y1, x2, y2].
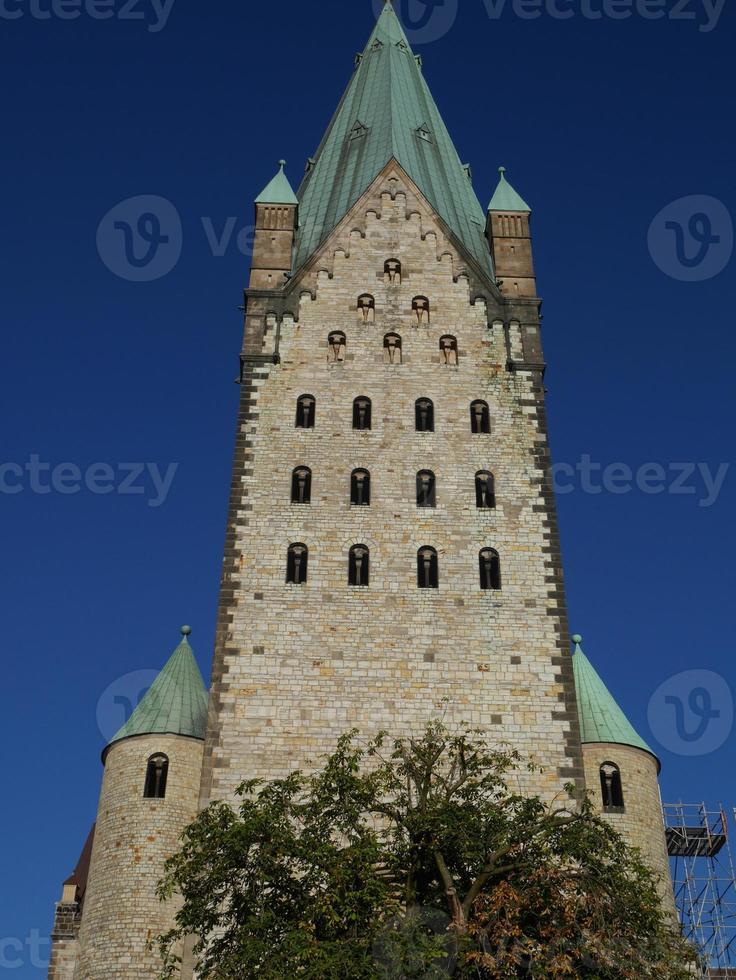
[250, 160, 298, 290]
[486, 166, 536, 297]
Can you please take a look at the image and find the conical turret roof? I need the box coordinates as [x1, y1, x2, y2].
[572, 634, 659, 767]
[256, 160, 298, 206]
[488, 167, 531, 212]
[295, 3, 492, 276]
[104, 626, 209, 760]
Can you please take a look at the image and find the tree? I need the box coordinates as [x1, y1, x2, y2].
[157, 723, 696, 979]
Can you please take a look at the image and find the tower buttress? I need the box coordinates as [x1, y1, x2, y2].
[486, 167, 537, 298]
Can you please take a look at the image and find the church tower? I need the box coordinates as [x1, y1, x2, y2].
[199, 1, 583, 811]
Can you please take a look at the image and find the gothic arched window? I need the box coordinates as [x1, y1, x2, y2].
[286, 543, 309, 585]
[384, 258, 401, 284]
[470, 400, 491, 434]
[475, 471, 496, 509]
[348, 545, 370, 587]
[600, 763, 625, 811]
[383, 333, 402, 364]
[416, 470, 436, 508]
[353, 396, 372, 431]
[350, 469, 371, 506]
[412, 296, 430, 325]
[479, 548, 501, 591]
[417, 547, 439, 589]
[296, 394, 315, 429]
[291, 467, 312, 504]
[415, 398, 434, 432]
[439, 335, 458, 366]
[328, 331, 346, 363]
[143, 754, 169, 800]
[358, 294, 375, 323]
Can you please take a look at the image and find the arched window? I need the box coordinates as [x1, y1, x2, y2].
[358, 294, 375, 323]
[439, 336, 458, 366]
[296, 394, 315, 429]
[412, 296, 430, 325]
[350, 469, 371, 506]
[416, 470, 436, 508]
[383, 333, 402, 364]
[384, 258, 401, 284]
[348, 545, 370, 587]
[328, 331, 346, 363]
[600, 763, 625, 811]
[353, 397, 372, 431]
[286, 543, 308, 585]
[417, 547, 439, 589]
[143, 754, 169, 799]
[291, 467, 312, 504]
[470, 400, 491, 434]
[475, 471, 496, 509]
[415, 398, 434, 432]
[479, 549, 501, 590]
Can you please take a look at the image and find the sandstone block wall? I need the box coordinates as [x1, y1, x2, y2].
[74, 735, 203, 980]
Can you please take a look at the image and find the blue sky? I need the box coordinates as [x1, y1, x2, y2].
[1, 0, 734, 974]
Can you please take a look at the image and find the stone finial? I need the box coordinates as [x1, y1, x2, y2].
[571, 634, 583, 645]
[181, 625, 192, 637]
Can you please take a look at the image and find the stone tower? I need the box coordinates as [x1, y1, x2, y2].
[72, 628, 208, 980]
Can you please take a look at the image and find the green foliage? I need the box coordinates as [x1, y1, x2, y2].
[157, 724, 696, 978]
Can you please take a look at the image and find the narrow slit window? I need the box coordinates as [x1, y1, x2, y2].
[479, 548, 501, 590]
[328, 331, 346, 363]
[415, 398, 434, 432]
[353, 397, 372, 431]
[417, 547, 439, 589]
[291, 467, 312, 504]
[358, 294, 375, 323]
[350, 469, 371, 506]
[286, 543, 309, 585]
[475, 471, 496, 509]
[296, 394, 315, 429]
[383, 333, 402, 364]
[384, 258, 401, 284]
[143, 754, 169, 800]
[416, 470, 436, 508]
[348, 545, 370, 587]
[412, 296, 430, 325]
[470, 400, 491, 434]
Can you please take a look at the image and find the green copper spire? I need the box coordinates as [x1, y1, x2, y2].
[295, 4, 492, 277]
[104, 626, 209, 759]
[572, 634, 659, 766]
[256, 160, 298, 205]
[488, 166, 531, 213]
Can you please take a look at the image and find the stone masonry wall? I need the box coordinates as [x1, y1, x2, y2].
[583, 742, 675, 910]
[48, 903, 81, 980]
[200, 166, 583, 809]
[74, 735, 203, 980]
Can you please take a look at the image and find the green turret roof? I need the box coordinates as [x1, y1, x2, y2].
[488, 167, 531, 212]
[572, 634, 659, 766]
[294, 3, 492, 277]
[104, 626, 209, 759]
[256, 161, 299, 205]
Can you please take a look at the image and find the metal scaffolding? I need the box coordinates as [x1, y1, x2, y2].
[664, 803, 736, 975]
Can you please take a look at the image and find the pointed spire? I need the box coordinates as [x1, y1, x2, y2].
[488, 166, 531, 213]
[103, 626, 209, 760]
[294, 5, 492, 277]
[572, 634, 659, 768]
[255, 160, 298, 206]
